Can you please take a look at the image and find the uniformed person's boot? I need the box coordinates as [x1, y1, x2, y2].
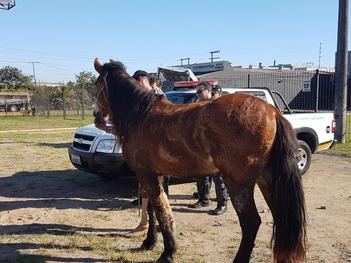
[189, 176, 211, 208]
[209, 175, 228, 215]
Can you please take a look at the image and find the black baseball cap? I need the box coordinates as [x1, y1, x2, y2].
[212, 85, 222, 93]
[132, 70, 150, 80]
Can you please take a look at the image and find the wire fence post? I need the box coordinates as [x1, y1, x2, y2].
[247, 74, 251, 88]
[81, 84, 85, 120]
[62, 85, 66, 119]
[4, 95, 7, 117]
[46, 86, 50, 118]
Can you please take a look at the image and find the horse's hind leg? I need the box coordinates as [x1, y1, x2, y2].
[140, 201, 158, 250]
[226, 179, 261, 263]
[139, 174, 176, 263]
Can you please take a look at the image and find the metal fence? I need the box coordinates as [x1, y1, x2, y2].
[212, 69, 351, 142]
[30, 84, 95, 119]
[2, 69, 350, 142]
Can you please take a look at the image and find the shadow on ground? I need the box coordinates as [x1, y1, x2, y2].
[36, 142, 72, 149]
[0, 170, 158, 262]
[0, 169, 138, 212]
[0, 223, 134, 236]
[0, 222, 157, 263]
[0, 247, 153, 263]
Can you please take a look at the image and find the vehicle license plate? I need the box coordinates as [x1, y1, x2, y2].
[71, 154, 81, 165]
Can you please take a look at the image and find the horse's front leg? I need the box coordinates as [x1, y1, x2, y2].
[140, 174, 176, 263]
[140, 200, 157, 250]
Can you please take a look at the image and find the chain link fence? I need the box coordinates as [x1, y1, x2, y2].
[31, 84, 95, 119]
[211, 69, 350, 142]
[2, 68, 350, 142]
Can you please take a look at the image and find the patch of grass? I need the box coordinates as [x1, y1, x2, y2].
[0, 130, 75, 143]
[0, 115, 93, 131]
[0, 233, 162, 262]
[327, 142, 351, 157]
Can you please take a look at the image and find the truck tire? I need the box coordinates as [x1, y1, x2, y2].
[10, 105, 18, 112]
[297, 140, 312, 175]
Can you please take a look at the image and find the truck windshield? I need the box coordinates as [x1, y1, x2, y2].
[166, 93, 197, 104]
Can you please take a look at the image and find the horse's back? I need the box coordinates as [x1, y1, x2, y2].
[203, 93, 278, 166]
[124, 93, 278, 176]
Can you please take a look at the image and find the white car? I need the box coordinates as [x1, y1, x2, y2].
[68, 124, 131, 179]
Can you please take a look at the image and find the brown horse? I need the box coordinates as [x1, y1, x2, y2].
[93, 58, 306, 263]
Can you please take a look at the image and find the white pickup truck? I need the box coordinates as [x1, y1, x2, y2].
[68, 83, 335, 178]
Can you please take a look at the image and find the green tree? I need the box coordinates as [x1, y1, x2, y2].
[75, 71, 96, 109]
[0, 66, 32, 91]
[75, 71, 96, 96]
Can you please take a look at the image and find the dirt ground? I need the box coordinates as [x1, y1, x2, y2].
[0, 131, 350, 262]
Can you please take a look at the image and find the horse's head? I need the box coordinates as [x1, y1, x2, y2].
[94, 58, 128, 118]
[94, 58, 111, 118]
[93, 58, 163, 139]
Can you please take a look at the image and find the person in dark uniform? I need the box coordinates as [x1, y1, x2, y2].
[188, 82, 228, 215]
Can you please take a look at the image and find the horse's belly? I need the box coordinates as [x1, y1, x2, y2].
[155, 153, 218, 177]
[124, 137, 218, 177]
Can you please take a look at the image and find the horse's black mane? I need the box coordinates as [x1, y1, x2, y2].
[103, 61, 163, 141]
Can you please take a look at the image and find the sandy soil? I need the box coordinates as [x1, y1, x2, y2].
[0, 137, 350, 262]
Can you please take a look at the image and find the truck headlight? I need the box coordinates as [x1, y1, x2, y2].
[96, 139, 116, 153]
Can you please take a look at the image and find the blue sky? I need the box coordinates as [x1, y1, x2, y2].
[0, 0, 345, 83]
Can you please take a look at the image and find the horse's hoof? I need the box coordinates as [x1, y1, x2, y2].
[156, 257, 174, 263]
[156, 256, 174, 263]
[140, 238, 157, 250]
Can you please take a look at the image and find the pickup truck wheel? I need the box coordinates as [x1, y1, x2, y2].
[297, 140, 312, 175]
[10, 105, 18, 112]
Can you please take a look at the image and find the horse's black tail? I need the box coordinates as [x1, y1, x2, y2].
[268, 114, 306, 262]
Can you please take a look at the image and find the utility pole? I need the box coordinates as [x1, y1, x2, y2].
[27, 61, 39, 116]
[28, 61, 40, 85]
[180, 58, 190, 66]
[334, 0, 349, 143]
[209, 50, 220, 63]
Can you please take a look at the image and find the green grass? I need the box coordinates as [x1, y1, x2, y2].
[330, 116, 351, 156]
[0, 130, 75, 143]
[329, 141, 351, 157]
[0, 115, 94, 131]
[0, 233, 162, 263]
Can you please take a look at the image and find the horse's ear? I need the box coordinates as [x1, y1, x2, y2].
[94, 58, 104, 74]
[110, 59, 116, 63]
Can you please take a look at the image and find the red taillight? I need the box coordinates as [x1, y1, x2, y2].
[331, 118, 336, 133]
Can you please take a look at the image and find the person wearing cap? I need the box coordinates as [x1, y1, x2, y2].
[149, 76, 161, 89]
[195, 82, 212, 101]
[189, 82, 228, 216]
[211, 85, 223, 99]
[132, 70, 164, 95]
